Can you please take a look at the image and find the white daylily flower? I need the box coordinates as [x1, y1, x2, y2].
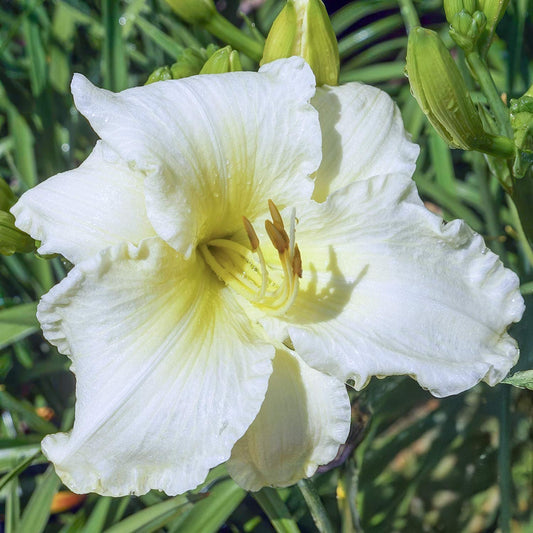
[12, 58, 524, 496]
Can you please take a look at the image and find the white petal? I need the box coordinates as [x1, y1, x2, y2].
[265, 175, 524, 397]
[11, 142, 155, 264]
[38, 237, 274, 496]
[311, 83, 419, 202]
[71, 58, 320, 257]
[227, 349, 350, 491]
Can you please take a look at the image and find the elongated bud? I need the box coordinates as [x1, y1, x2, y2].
[164, 0, 216, 25]
[261, 0, 339, 86]
[477, 0, 510, 53]
[406, 27, 514, 157]
[477, 0, 509, 30]
[200, 46, 242, 74]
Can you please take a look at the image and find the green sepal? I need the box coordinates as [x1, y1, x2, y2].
[261, 0, 339, 86]
[200, 46, 242, 74]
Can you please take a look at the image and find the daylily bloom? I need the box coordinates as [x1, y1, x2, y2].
[12, 58, 523, 496]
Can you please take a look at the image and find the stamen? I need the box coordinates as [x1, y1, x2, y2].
[242, 216, 259, 251]
[202, 200, 302, 317]
[265, 220, 289, 254]
[289, 208, 296, 259]
[255, 246, 268, 299]
[242, 217, 268, 298]
[199, 244, 259, 300]
[268, 199, 284, 230]
[292, 244, 302, 278]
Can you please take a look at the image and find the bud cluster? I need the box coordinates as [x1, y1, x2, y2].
[444, 0, 509, 54]
[146, 45, 242, 84]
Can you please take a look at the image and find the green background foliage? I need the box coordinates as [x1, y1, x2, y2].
[0, 0, 532, 531]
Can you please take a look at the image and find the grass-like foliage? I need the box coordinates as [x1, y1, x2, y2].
[0, 0, 532, 531]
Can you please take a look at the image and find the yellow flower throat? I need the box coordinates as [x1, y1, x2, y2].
[199, 200, 302, 316]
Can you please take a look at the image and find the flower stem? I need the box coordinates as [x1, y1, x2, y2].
[511, 168, 533, 250]
[507, 195, 533, 266]
[204, 12, 264, 62]
[339, 458, 363, 533]
[297, 478, 335, 533]
[466, 51, 513, 138]
[253, 488, 300, 533]
[473, 153, 506, 258]
[477, 134, 515, 159]
[498, 385, 512, 533]
[473, 149, 512, 531]
[397, 0, 420, 33]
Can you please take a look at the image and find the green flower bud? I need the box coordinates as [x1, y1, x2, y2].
[0, 211, 35, 255]
[444, 0, 477, 23]
[406, 27, 513, 157]
[0, 182, 34, 255]
[164, 0, 216, 25]
[477, 0, 509, 30]
[0, 179, 16, 212]
[261, 0, 339, 86]
[477, 0, 510, 53]
[145, 67, 173, 85]
[145, 48, 213, 85]
[449, 10, 486, 52]
[200, 46, 242, 74]
[170, 48, 208, 79]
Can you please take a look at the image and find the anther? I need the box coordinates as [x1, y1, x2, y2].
[268, 199, 285, 231]
[292, 244, 303, 278]
[203, 201, 302, 317]
[242, 216, 259, 251]
[265, 220, 288, 254]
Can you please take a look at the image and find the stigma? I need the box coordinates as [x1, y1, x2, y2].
[199, 200, 302, 316]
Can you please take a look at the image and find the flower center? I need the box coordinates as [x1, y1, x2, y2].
[199, 200, 302, 316]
